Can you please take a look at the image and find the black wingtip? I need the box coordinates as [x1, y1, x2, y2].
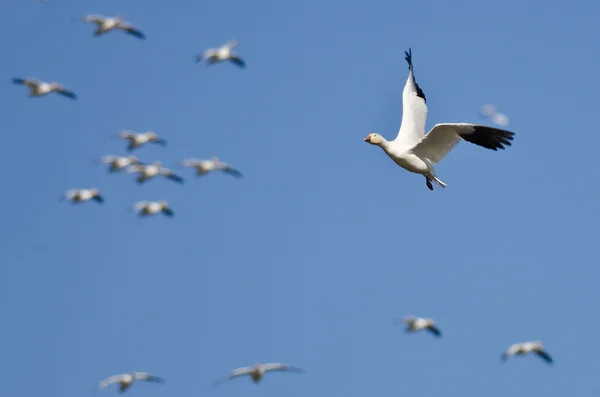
[461, 126, 515, 151]
[404, 48, 413, 69]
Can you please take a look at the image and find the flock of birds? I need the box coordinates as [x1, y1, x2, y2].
[14, 14, 246, 218]
[15, 5, 549, 395]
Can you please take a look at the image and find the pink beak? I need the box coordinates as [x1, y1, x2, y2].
[364, 136, 371, 142]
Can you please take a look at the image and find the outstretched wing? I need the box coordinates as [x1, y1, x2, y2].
[95, 375, 125, 391]
[214, 367, 254, 386]
[57, 86, 77, 99]
[82, 15, 106, 25]
[392, 48, 428, 149]
[426, 325, 442, 338]
[409, 123, 515, 164]
[133, 372, 165, 383]
[12, 78, 37, 88]
[229, 56, 245, 68]
[262, 363, 304, 373]
[118, 23, 145, 39]
[534, 349, 553, 365]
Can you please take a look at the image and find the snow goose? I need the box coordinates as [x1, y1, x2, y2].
[501, 341, 553, 365]
[397, 315, 442, 338]
[116, 131, 167, 152]
[179, 157, 243, 178]
[215, 362, 304, 385]
[81, 15, 145, 39]
[101, 155, 143, 172]
[12, 78, 77, 99]
[364, 48, 515, 190]
[195, 40, 245, 68]
[479, 104, 509, 127]
[132, 200, 174, 217]
[127, 161, 184, 184]
[95, 372, 164, 393]
[61, 188, 104, 204]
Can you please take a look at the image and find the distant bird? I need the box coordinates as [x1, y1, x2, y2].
[479, 104, 509, 127]
[12, 78, 77, 99]
[127, 161, 184, 184]
[363, 48, 515, 191]
[397, 315, 442, 338]
[95, 372, 164, 393]
[179, 157, 243, 178]
[195, 40, 245, 68]
[501, 341, 553, 365]
[116, 131, 167, 152]
[80, 14, 145, 39]
[215, 362, 304, 385]
[101, 155, 143, 172]
[61, 188, 104, 204]
[132, 200, 174, 217]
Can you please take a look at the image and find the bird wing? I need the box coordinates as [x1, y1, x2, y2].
[391, 48, 428, 150]
[133, 372, 165, 383]
[181, 158, 201, 167]
[162, 169, 184, 184]
[408, 123, 515, 164]
[127, 165, 144, 173]
[96, 375, 125, 390]
[82, 15, 106, 25]
[56, 86, 77, 99]
[262, 363, 304, 373]
[214, 367, 254, 385]
[133, 201, 150, 211]
[101, 155, 117, 163]
[12, 78, 37, 88]
[426, 325, 442, 337]
[118, 23, 145, 39]
[534, 348, 553, 364]
[229, 56, 246, 68]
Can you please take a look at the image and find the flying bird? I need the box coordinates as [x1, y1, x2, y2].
[397, 315, 442, 338]
[480, 104, 509, 127]
[95, 372, 164, 393]
[127, 161, 184, 184]
[81, 14, 145, 39]
[179, 157, 243, 178]
[12, 78, 77, 99]
[195, 40, 245, 68]
[100, 155, 143, 172]
[116, 131, 167, 152]
[132, 201, 174, 217]
[501, 341, 553, 365]
[215, 362, 304, 385]
[61, 188, 104, 204]
[364, 48, 515, 191]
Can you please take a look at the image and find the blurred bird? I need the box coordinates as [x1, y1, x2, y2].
[127, 161, 184, 184]
[12, 78, 77, 99]
[179, 157, 243, 178]
[479, 104, 509, 127]
[397, 315, 442, 338]
[80, 14, 145, 39]
[116, 131, 167, 152]
[132, 200, 174, 217]
[215, 362, 304, 385]
[61, 188, 104, 204]
[363, 48, 515, 191]
[195, 40, 245, 68]
[95, 372, 164, 393]
[501, 341, 553, 365]
[100, 155, 143, 172]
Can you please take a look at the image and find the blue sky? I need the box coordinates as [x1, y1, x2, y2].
[1, 0, 599, 397]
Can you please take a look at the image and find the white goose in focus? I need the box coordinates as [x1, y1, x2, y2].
[195, 40, 245, 68]
[132, 200, 174, 217]
[179, 157, 243, 178]
[95, 372, 165, 392]
[101, 155, 143, 172]
[501, 340, 553, 365]
[127, 161, 184, 184]
[12, 78, 77, 99]
[116, 131, 167, 152]
[364, 48, 515, 191]
[397, 315, 442, 338]
[215, 362, 304, 385]
[81, 15, 145, 39]
[61, 188, 104, 204]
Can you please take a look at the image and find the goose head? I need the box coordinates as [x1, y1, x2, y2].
[364, 133, 384, 146]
